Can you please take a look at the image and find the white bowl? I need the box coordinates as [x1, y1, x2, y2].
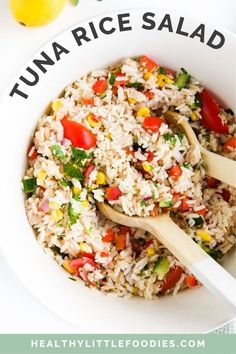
[0, 8, 235, 333]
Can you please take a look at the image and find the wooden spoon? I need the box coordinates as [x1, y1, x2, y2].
[164, 111, 236, 187]
[98, 202, 236, 313]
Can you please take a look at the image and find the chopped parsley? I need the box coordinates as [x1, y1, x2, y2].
[157, 67, 166, 75]
[159, 200, 173, 208]
[164, 133, 176, 145]
[109, 73, 116, 85]
[125, 82, 145, 91]
[51, 144, 65, 161]
[141, 200, 147, 207]
[181, 162, 191, 169]
[192, 216, 204, 227]
[64, 163, 85, 181]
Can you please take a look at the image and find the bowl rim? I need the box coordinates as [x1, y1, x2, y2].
[0, 7, 236, 333]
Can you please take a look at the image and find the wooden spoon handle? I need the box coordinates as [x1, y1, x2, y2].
[144, 214, 236, 312]
[201, 147, 236, 187]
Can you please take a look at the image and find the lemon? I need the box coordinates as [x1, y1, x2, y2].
[9, 0, 66, 27]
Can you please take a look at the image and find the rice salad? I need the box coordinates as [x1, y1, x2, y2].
[23, 55, 236, 299]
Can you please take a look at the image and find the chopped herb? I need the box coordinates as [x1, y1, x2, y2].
[109, 73, 116, 85]
[100, 93, 107, 99]
[68, 277, 77, 281]
[125, 82, 145, 91]
[181, 162, 191, 169]
[190, 93, 201, 110]
[164, 133, 176, 145]
[225, 108, 234, 115]
[177, 132, 185, 142]
[64, 163, 84, 181]
[141, 200, 147, 207]
[68, 203, 78, 225]
[51, 145, 65, 161]
[50, 246, 67, 259]
[202, 245, 221, 260]
[133, 142, 146, 152]
[157, 67, 166, 75]
[174, 68, 190, 90]
[159, 200, 173, 208]
[71, 147, 91, 165]
[22, 177, 37, 193]
[192, 216, 204, 227]
[60, 178, 72, 187]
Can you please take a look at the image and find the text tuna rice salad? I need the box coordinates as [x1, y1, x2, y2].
[23, 55, 236, 298]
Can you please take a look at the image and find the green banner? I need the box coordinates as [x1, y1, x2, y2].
[0, 334, 235, 354]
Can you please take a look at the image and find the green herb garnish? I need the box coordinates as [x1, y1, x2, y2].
[192, 216, 204, 227]
[181, 162, 191, 169]
[141, 200, 147, 207]
[68, 203, 78, 225]
[157, 67, 166, 75]
[164, 133, 176, 145]
[64, 163, 85, 181]
[159, 200, 173, 208]
[125, 82, 145, 91]
[71, 147, 90, 165]
[68, 277, 77, 281]
[177, 132, 185, 142]
[109, 73, 116, 85]
[60, 178, 72, 187]
[190, 93, 201, 110]
[51, 144, 65, 161]
[22, 177, 37, 193]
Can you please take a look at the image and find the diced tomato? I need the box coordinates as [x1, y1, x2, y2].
[165, 67, 176, 76]
[81, 97, 94, 106]
[125, 147, 135, 157]
[102, 228, 116, 242]
[84, 164, 95, 185]
[92, 78, 107, 95]
[161, 266, 183, 292]
[196, 207, 208, 216]
[143, 239, 154, 249]
[28, 145, 38, 161]
[100, 251, 110, 257]
[186, 275, 197, 288]
[180, 198, 193, 212]
[119, 226, 132, 235]
[112, 86, 118, 96]
[145, 90, 155, 100]
[223, 137, 236, 153]
[143, 116, 164, 132]
[221, 189, 231, 203]
[114, 73, 128, 87]
[106, 186, 122, 201]
[147, 151, 155, 162]
[205, 176, 220, 188]
[140, 55, 158, 72]
[168, 164, 182, 180]
[61, 117, 96, 150]
[80, 252, 95, 260]
[199, 89, 228, 134]
[69, 257, 97, 275]
[115, 233, 126, 251]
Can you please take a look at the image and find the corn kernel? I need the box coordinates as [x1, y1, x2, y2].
[79, 242, 92, 253]
[72, 186, 81, 195]
[96, 172, 106, 185]
[49, 201, 60, 210]
[62, 260, 74, 274]
[190, 111, 199, 121]
[142, 161, 152, 172]
[52, 100, 62, 112]
[51, 209, 63, 222]
[143, 72, 152, 80]
[156, 74, 173, 88]
[128, 97, 137, 104]
[87, 113, 101, 128]
[106, 133, 112, 140]
[37, 170, 47, 181]
[196, 230, 212, 242]
[136, 107, 150, 117]
[82, 200, 89, 208]
[147, 247, 155, 256]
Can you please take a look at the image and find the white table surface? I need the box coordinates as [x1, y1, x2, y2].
[0, 0, 235, 333]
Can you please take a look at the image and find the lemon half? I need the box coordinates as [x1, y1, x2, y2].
[9, 0, 66, 27]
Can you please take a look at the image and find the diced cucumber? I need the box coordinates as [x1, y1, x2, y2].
[174, 68, 190, 90]
[153, 257, 170, 279]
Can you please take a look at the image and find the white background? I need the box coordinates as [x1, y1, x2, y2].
[0, 0, 235, 333]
